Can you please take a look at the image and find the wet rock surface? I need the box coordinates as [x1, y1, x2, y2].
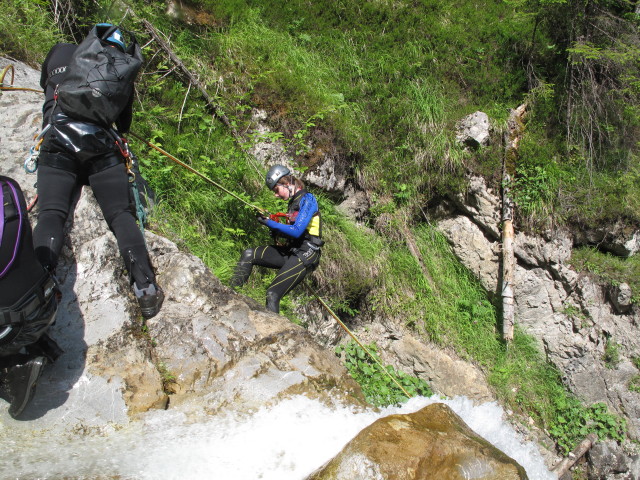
[308, 403, 528, 480]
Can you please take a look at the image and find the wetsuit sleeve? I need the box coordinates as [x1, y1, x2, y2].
[40, 43, 77, 127]
[265, 193, 318, 238]
[40, 47, 56, 89]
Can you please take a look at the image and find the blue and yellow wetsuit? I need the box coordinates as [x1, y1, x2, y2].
[231, 189, 323, 313]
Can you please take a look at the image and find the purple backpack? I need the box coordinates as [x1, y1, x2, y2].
[0, 178, 24, 278]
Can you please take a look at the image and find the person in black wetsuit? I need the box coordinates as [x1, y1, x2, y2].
[1, 176, 61, 418]
[33, 24, 163, 319]
[230, 165, 324, 313]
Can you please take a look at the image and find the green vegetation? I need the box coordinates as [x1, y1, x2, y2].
[336, 341, 433, 407]
[630, 358, 640, 393]
[548, 400, 626, 454]
[603, 338, 622, 369]
[156, 361, 177, 394]
[0, 0, 62, 65]
[2, 0, 635, 456]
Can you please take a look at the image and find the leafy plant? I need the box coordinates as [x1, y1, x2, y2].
[336, 341, 432, 407]
[548, 399, 626, 454]
[155, 360, 177, 394]
[0, 0, 62, 65]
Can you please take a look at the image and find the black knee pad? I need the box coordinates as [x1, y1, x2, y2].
[240, 248, 254, 262]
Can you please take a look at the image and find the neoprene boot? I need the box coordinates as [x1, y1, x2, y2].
[134, 282, 165, 319]
[266, 290, 280, 314]
[31, 333, 63, 362]
[4, 356, 46, 418]
[230, 249, 254, 287]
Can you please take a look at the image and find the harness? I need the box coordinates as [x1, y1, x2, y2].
[280, 189, 324, 267]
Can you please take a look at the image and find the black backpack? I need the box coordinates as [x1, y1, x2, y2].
[0, 177, 58, 354]
[56, 24, 143, 128]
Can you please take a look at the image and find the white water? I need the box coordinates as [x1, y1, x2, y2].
[2, 395, 555, 480]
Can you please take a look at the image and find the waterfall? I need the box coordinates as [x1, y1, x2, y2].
[1, 394, 554, 480]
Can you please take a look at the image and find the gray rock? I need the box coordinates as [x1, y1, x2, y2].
[456, 111, 492, 148]
[609, 283, 633, 314]
[435, 174, 640, 443]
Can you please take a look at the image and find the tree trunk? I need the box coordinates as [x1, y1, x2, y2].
[501, 103, 527, 342]
[141, 19, 233, 132]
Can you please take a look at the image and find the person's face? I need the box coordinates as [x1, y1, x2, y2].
[273, 183, 290, 200]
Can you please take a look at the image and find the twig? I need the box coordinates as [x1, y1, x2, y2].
[178, 82, 192, 133]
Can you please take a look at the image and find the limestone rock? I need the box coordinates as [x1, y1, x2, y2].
[434, 172, 640, 445]
[456, 111, 492, 148]
[608, 282, 633, 314]
[574, 222, 640, 257]
[437, 215, 500, 293]
[337, 185, 370, 222]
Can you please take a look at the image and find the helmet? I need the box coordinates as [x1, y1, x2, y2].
[265, 164, 291, 190]
[97, 23, 126, 52]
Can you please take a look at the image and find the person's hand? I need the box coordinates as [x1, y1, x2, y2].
[256, 214, 269, 226]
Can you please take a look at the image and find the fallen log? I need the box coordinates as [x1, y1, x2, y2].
[551, 433, 598, 479]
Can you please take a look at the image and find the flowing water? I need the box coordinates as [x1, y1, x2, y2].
[1, 395, 555, 480]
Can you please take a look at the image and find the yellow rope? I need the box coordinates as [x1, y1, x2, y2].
[306, 285, 413, 399]
[128, 131, 267, 215]
[0, 64, 44, 93]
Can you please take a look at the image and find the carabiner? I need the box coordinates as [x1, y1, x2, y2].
[24, 146, 38, 173]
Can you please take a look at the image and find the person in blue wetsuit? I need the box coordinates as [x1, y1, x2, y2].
[230, 165, 324, 313]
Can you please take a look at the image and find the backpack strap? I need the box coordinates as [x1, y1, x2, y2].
[0, 180, 24, 278]
[0, 181, 5, 247]
[0, 273, 57, 327]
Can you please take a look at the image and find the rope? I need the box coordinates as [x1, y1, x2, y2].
[0, 64, 44, 93]
[26, 194, 39, 213]
[306, 285, 413, 399]
[128, 131, 267, 215]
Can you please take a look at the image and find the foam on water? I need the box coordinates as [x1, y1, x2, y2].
[1, 395, 554, 480]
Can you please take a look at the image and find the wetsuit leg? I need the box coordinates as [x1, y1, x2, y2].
[230, 245, 286, 287]
[89, 163, 156, 287]
[33, 165, 79, 271]
[266, 255, 309, 314]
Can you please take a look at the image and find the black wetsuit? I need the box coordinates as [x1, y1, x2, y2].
[33, 43, 155, 288]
